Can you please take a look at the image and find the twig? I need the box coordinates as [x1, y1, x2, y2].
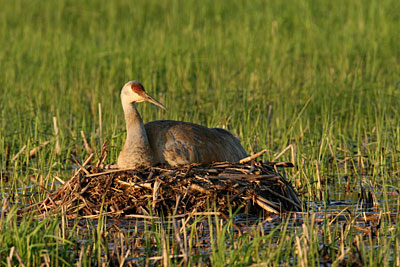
[11, 145, 26, 162]
[81, 130, 92, 154]
[152, 180, 161, 212]
[7, 246, 26, 267]
[273, 144, 293, 161]
[7, 246, 14, 267]
[29, 141, 50, 158]
[315, 160, 322, 200]
[172, 213, 187, 265]
[161, 221, 168, 267]
[332, 247, 351, 265]
[239, 149, 269, 163]
[96, 141, 109, 168]
[53, 117, 61, 155]
[255, 197, 279, 214]
[54, 176, 65, 185]
[268, 162, 294, 168]
[119, 250, 130, 267]
[85, 168, 138, 177]
[98, 103, 103, 153]
[72, 155, 91, 176]
[262, 186, 302, 210]
[189, 184, 209, 194]
[124, 212, 221, 220]
[220, 212, 242, 235]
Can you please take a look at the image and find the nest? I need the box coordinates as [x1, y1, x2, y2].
[26, 151, 302, 218]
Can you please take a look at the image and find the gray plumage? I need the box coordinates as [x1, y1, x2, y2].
[117, 81, 248, 168]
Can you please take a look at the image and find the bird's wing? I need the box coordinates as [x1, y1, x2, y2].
[145, 120, 247, 165]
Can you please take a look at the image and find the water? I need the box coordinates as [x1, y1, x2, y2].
[2, 170, 400, 265]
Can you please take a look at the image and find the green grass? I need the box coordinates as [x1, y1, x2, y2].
[0, 0, 399, 265]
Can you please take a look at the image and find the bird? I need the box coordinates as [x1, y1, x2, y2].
[117, 80, 248, 168]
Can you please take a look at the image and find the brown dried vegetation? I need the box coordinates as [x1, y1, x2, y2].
[24, 150, 302, 218]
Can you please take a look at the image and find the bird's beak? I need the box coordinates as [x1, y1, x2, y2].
[144, 93, 167, 110]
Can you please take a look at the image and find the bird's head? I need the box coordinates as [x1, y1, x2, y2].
[121, 80, 166, 110]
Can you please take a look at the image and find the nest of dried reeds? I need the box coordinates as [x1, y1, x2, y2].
[26, 150, 302, 218]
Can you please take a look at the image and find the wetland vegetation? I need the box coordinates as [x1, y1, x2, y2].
[0, 0, 399, 265]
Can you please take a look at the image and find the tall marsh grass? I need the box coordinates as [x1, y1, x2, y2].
[0, 0, 399, 265]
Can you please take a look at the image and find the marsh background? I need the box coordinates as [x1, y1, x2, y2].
[0, 0, 399, 265]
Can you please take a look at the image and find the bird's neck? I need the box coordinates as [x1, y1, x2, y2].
[122, 102, 150, 151]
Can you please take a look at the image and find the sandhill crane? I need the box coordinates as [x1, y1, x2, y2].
[117, 81, 248, 168]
